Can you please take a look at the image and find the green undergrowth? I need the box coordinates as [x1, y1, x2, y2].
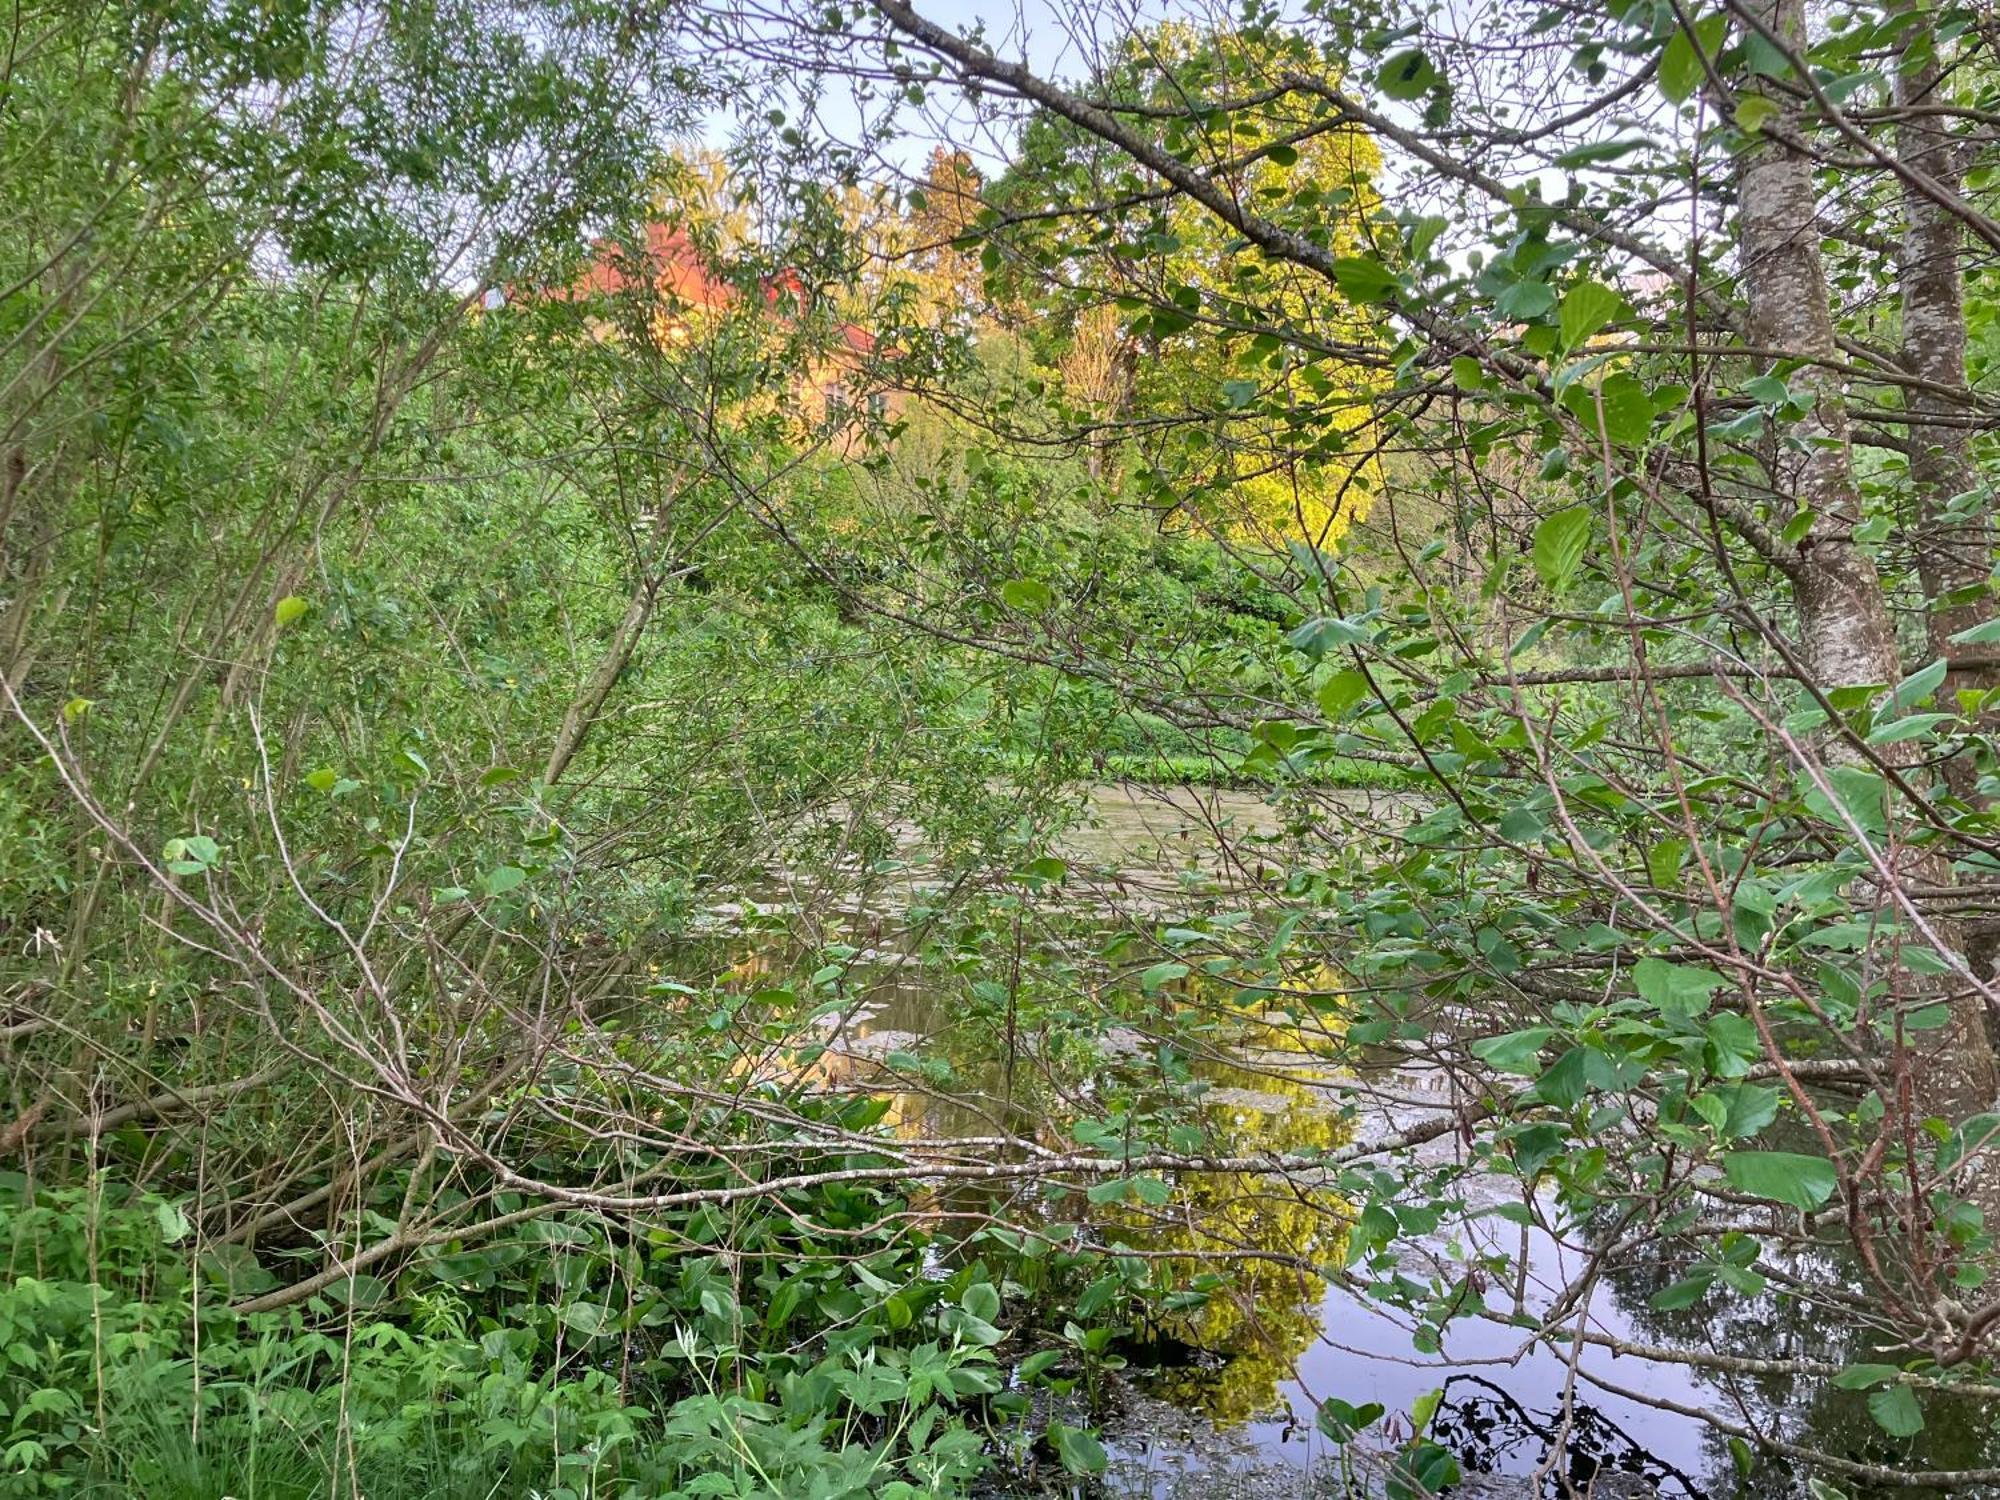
[0, 1172, 1138, 1499]
[993, 749, 1420, 791]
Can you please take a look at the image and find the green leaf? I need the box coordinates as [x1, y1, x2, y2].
[1649, 1272, 1712, 1310]
[154, 1200, 193, 1245]
[304, 767, 339, 792]
[1553, 138, 1646, 168]
[1645, 837, 1688, 889]
[1660, 13, 1729, 104]
[1634, 957, 1726, 1016]
[1318, 669, 1371, 719]
[1734, 94, 1778, 133]
[1715, 1082, 1780, 1139]
[482, 865, 527, 897]
[1885, 657, 1947, 712]
[1140, 961, 1189, 993]
[1377, 48, 1439, 100]
[1332, 256, 1397, 304]
[1722, 1150, 1837, 1210]
[1729, 1436, 1755, 1479]
[1017, 1349, 1062, 1383]
[274, 594, 309, 628]
[1496, 279, 1557, 320]
[1317, 1398, 1386, 1442]
[1801, 765, 1888, 836]
[1050, 1422, 1107, 1476]
[560, 1301, 611, 1337]
[1533, 1046, 1593, 1108]
[1559, 280, 1623, 348]
[1831, 1363, 1899, 1390]
[1563, 372, 1652, 446]
[1532, 508, 1592, 594]
[1470, 1027, 1552, 1075]
[1868, 712, 1952, 745]
[1867, 1384, 1924, 1438]
[1948, 617, 2000, 646]
[960, 1282, 1001, 1323]
[1000, 578, 1053, 612]
[323, 1273, 388, 1309]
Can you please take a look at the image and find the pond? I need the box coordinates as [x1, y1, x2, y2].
[696, 783, 2000, 1499]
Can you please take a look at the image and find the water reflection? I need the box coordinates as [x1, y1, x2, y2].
[687, 852, 2000, 1498]
[1118, 1042, 1356, 1428]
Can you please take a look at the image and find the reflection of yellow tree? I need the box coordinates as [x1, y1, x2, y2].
[1111, 977, 1355, 1426]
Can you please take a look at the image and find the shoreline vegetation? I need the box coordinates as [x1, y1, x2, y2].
[10, 0, 2000, 1495]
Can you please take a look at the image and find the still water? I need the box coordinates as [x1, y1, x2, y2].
[707, 784, 2000, 1499]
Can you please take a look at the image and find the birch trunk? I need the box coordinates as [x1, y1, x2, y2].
[1735, 0, 1996, 1111]
[1896, 30, 1995, 776]
[1895, 21, 2000, 999]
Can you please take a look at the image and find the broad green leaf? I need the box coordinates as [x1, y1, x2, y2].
[274, 594, 309, 628]
[1801, 765, 1888, 836]
[1559, 280, 1623, 348]
[1645, 838, 1688, 888]
[1734, 94, 1778, 132]
[482, 865, 527, 897]
[154, 1200, 192, 1244]
[1496, 279, 1556, 320]
[1634, 957, 1726, 1016]
[1867, 1384, 1924, 1438]
[1649, 1273, 1712, 1310]
[1332, 256, 1397, 304]
[1831, 1364, 1899, 1390]
[1563, 371, 1652, 446]
[1050, 1422, 1108, 1475]
[1470, 1027, 1552, 1075]
[1017, 1349, 1062, 1383]
[1885, 657, 1947, 712]
[1533, 1046, 1592, 1108]
[1532, 508, 1592, 594]
[1722, 1150, 1837, 1210]
[1715, 1082, 1780, 1139]
[1729, 1436, 1755, 1478]
[1376, 48, 1439, 100]
[1868, 712, 1952, 745]
[1660, 13, 1729, 103]
[1318, 668, 1371, 719]
[1001, 578, 1053, 612]
[1949, 617, 2000, 646]
[1317, 1397, 1386, 1442]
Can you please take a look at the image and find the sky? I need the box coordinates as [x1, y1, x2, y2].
[696, 0, 1190, 178]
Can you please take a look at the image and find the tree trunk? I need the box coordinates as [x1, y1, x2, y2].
[1895, 19, 2000, 999]
[1896, 26, 1995, 772]
[1734, 0, 1996, 1111]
